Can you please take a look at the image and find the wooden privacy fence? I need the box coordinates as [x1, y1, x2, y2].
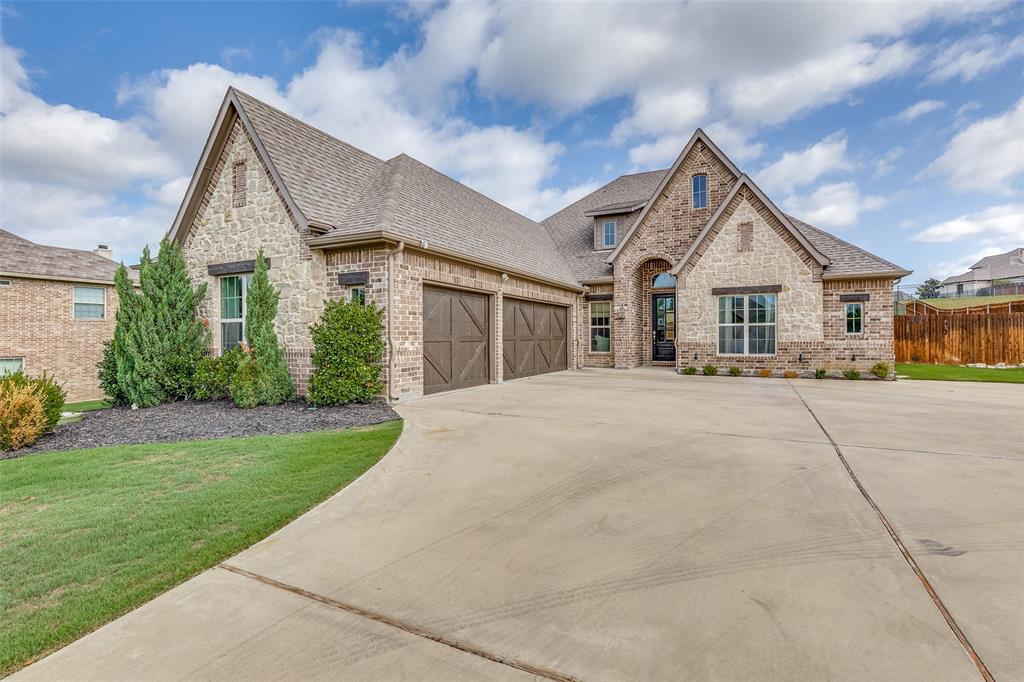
[895, 313, 1024, 365]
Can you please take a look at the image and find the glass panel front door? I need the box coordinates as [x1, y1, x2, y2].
[652, 294, 676, 361]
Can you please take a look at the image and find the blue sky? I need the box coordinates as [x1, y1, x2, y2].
[1, 1, 1022, 284]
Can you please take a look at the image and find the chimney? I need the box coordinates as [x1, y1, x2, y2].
[94, 245, 113, 260]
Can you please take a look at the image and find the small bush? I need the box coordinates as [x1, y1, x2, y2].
[871, 362, 890, 380]
[194, 348, 243, 400]
[0, 383, 46, 450]
[0, 371, 65, 433]
[814, 368, 827, 380]
[757, 369, 773, 378]
[681, 366, 697, 375]
[702, 364, 718, 376]
[784, 370, 799, 379]
[843, 369, 862, 380]
[728, 366, 742, 377]
[309, 299, 386, 405]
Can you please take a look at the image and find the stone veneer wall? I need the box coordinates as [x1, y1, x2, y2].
[182, 120, 325, 393]
[0, 277, 119, 401]
[612, 140, 738, 368]
[325, 246, 580, 401]
[579, 282, 615, 368]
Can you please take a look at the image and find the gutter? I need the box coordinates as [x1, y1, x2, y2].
[822, 269, 913, 280]
[308, 230, 585, 293]
[0, 271, 138, 287]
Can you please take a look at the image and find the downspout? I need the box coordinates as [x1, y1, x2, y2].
[386, 241, 404, 402]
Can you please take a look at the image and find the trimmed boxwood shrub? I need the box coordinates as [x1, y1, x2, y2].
[871, 362, 890, 380]
[309, 298, 385, 405]
[194, 348, 244, 400]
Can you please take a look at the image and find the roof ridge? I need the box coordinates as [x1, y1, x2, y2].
[230, 87, 385, 164]
[0, 228, 118, 261]
[376, 156, 407, 230]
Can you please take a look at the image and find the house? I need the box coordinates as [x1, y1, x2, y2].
[0, 230, 132, 400]
[173, 89, 911, 400]
[939, 248, 1024, 297]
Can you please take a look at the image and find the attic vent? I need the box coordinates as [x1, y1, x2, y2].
[232, 160, 247, 208]
[738, 222, 753, 252]
[0, 279, 11, 288]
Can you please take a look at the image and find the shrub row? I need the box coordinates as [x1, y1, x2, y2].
[679, 362, 891, 380]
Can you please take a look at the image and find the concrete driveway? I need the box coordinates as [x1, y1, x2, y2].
[15, 369, 1022, 681]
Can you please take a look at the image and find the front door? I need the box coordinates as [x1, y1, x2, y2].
[652, 293, 676, 362]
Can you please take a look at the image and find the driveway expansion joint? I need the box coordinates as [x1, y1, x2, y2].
[217, 563, 580, 682]
[785, 381, 996, 682]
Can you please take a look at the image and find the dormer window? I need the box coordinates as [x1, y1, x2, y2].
[692, 174, 707, 209]
[602, 220, 616, 248]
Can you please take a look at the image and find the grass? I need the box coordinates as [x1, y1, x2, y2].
[896, 363, 1024, 384]
[0, 421, 402, 675]
[918, 294, 1024, 310]
[61, 400, 110, 413]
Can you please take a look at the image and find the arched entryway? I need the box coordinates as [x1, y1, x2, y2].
[630, 258, 676, 366]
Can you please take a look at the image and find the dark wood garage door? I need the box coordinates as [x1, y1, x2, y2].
[423, 286, 490, 395]
[502, 299, 568, 381]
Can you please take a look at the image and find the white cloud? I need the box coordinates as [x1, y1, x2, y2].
[611, 87, 709, 143]
[783, 182, 886, 230]
[883, 99, 946, 125]
[911, 203, 1024, 243]
[727, 42, 920, 126]
[922, 97, 1024, 193]
[755, 133, 851, 195]
[873, 146, 906, 178]
[702, 121, 764, 163]
[928, 33, 1024, 83]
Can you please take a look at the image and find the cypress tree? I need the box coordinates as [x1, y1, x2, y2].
[230, 249, 295, 408]
[148, 238, 208, 399]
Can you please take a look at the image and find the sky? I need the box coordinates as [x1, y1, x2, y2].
[1, 0, 1022, 285]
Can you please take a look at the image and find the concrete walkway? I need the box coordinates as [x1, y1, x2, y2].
[14, 369, 1023, 681]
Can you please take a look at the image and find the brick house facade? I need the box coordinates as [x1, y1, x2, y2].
[172, 89, 909, 401]
[0, 231, 131, 401]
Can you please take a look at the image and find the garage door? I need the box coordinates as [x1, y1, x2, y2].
[423, 286, 490, 395]
[502, 299, 568, 381]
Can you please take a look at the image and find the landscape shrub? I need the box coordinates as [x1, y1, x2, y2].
[309, 298, 385, 405]
[783, 370, 799, 379]
[728, 366, 742, 377]
[0, 383, 46, 450]
[871, 362, 890, 380]
[194, 349, 243, 400]
[0, 371, 66, 433]
[681, 366, 697, 375]
[814, 368, 827, 380]
[843, 369, 862, 380]
[229, 250, 294, 408]
[702, 364, 718, 376]
[103, 239, 207, 407]
[757, 369, 773, 378]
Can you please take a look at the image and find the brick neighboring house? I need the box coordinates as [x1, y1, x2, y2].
[172, 89, 911, 400]
[0, 229, 133, 401]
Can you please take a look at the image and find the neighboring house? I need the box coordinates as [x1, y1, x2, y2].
[0, 229, 132, 400]
[173, 89, 911, 400]
[940, 248, 1024, 297]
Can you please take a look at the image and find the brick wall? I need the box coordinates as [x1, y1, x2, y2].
[580, 283, 614, 368]
[0, 276, 118, 401]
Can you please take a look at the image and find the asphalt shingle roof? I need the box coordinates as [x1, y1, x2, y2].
[940, 248, 1024, 285]
[0, 229, 131, 283]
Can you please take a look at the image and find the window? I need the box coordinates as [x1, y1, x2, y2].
[652, 272, 677, 289]
[350, 287, 366, 305]
[602, 220, 616, 248]
[845, 303, 863, 334]
[73, 286, 105, 319]
[718, 293, 776, 355]
[220, 274, 249, 353]
[0, 358, 24, 375]
[692, 174, 708, 209]
[590, 301, 611, 352]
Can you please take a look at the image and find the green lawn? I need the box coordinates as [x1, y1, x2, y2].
[918, 294, 1024, 310]
[62, 400, 110, 413]
[896, 363, 1024, 384]
[0, 422, 402, 675]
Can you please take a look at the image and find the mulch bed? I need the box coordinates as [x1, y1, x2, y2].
[2, 399, 400, 459]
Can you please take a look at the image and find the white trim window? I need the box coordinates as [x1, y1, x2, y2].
[718, 293, 776, 355]
[602, 220, 616, 248]
[0, 357, 24, 375]
[845, 303, 863, 334]
[220, 274, 250, 353]
[350, 287, 366, 305]
[73, 285, 106, 319]
[692, 174, 708, 209]
[590, 301, 611, 352]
